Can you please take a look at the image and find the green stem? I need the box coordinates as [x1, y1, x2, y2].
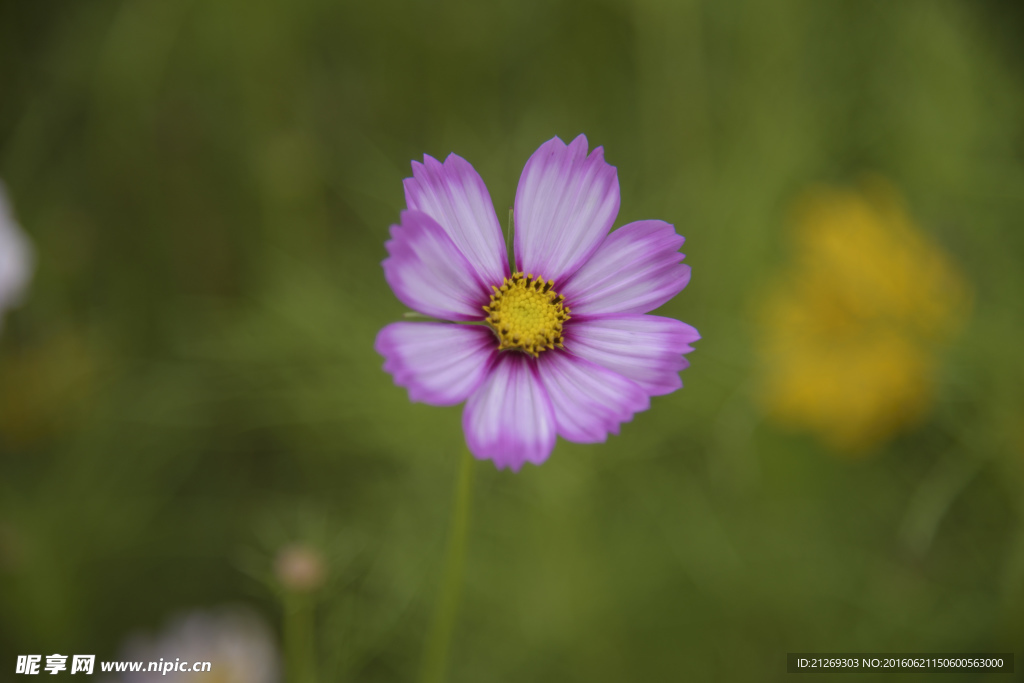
[898, 453, 981, 558]
[420, 449, 475, 683]
[505, 207, 515, 270]
[285, 592, 317, 683]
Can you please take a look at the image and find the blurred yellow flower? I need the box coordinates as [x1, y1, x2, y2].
[755, 180, 970, 452]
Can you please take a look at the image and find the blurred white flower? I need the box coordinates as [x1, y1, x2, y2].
[0, 182, 33, 330]
[112, 607, 280, 683]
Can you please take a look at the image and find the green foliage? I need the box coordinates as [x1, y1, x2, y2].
[1, 0, 1023, 680]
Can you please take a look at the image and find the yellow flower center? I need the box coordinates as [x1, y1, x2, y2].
[483, 272, 571, 357]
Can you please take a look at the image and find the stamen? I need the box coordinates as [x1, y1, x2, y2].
[482, 272, 571, 357]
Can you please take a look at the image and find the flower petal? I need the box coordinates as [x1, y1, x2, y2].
[375, 322, 496, 406]
[514, 135, 619, 283]
[536, 351, 649, 444]
[0, 182, 33, 324]
[404, 153, 510, 286]
[560, 220, 690, 315]
[462, 354, 556, 470]
[564, 314, 700, 396]
[382, 210, 489, 321]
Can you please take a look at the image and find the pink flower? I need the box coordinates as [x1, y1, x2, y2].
[375, 135, 699, 470]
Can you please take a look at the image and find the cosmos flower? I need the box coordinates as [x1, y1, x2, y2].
[755, 180, 969, 452]
[375, 135, 698, 470]
[0, 182, 34, 331]
[110, 607, 280, 683]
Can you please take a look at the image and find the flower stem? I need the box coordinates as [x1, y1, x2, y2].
[505, 207, 515, 271]
[899, 453, 981, 558]
[285, 591, 317, 683]
[419, 449, 475, 683]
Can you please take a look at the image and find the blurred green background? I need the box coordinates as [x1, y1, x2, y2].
[2, 0, 1024, 680]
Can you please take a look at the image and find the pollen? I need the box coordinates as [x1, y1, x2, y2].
[483, 272, 571, 357]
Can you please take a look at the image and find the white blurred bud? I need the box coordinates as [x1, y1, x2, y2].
[274, 543, 326, 592]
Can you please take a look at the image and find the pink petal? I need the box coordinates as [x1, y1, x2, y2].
[560, 220, 691, 315]
[565, 314, 700, 396]
[0, 182, 33, 325]
[536, 351, 649, 444]
[462, 354, 556, 471]
[404, 153, 510, 287]
[375, 322, 496, 406]
[513, 135, 619, 284]
[382, 210, 489, 321]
